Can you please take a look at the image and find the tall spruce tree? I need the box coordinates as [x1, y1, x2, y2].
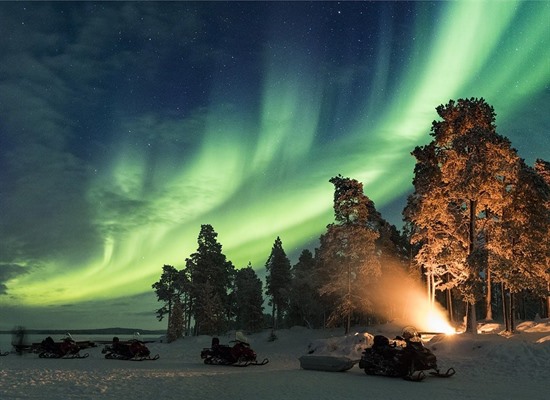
[185, 224, 235, 335]
[265, 236, 292, 331]
[316, 175, 380, 334]
[234, 263, 265, 332]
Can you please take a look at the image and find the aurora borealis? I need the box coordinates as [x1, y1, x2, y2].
[1, 1, 549, 330]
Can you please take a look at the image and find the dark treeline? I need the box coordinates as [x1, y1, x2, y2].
[153, 98, 549, 342]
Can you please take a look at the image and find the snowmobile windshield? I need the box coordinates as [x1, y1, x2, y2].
[402, 326, 420, 341]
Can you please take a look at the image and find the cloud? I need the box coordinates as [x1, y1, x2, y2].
[0, 264, 29, 295]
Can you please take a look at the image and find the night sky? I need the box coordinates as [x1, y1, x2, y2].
[1, 1, 549, 330]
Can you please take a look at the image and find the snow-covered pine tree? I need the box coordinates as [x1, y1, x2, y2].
[489, 160, 550, 329]
[405, 98, 526, 333]
[534, 159, 550, 318]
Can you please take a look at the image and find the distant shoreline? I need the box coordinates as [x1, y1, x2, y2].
[0, 328, 165, 335]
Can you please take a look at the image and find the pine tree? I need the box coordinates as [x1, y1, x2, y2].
[534, 159, 550, 317]
[167, 297, 185, 343]
[152, 264, 185, 329]
[489, 161, 550, 329]
[186, 224, 235, 335]
[404, 98, 524, 333]
[234, 264, 265, 332]
[287, 249, 324, 328]
[316, 175, 380, 334]
[265, 236, 292, 331]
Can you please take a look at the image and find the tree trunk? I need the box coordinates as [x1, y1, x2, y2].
[445, 273, 454, 323]
[546, 295, 550, 319]
[466, 199, 478, 334]
[464, 301, 469, 331]
[427, 270, 432, 304]
[502, 283, 510, 332]
[271, 303, 277, 331]
[510, 292, 516, 332]
[446, 287, 453, 323]
[485, 268, 493, 321]
[346, 263, 351, 335]
[468, 301, 477, 334]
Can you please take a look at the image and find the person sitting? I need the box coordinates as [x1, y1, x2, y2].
[111, 337, 133, 358]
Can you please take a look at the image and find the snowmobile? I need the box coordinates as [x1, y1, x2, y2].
[358, 326, 455, 381]
[102, 337, 159, 361]
[38, 335, 89, 359]
[201, 332, 269, 367]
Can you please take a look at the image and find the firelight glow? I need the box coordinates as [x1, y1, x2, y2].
[0, 1, 548, 329]
[423, 308, 457, 335]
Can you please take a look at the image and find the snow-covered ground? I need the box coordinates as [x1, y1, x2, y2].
[1, 320, 549, 400]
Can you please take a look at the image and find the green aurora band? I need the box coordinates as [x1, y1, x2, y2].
[4, 1, 550, 312]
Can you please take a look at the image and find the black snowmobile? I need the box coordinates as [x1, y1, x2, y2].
[102, 337, 159, 361]
[201, 333, 268, 367]
[359, 326, 455, 381]
[38, 335, 89, 359]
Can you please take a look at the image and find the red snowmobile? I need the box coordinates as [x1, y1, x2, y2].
[102, 337, 159, 361]
[201, 332, 268, 366]
[38, 335, 88, 359]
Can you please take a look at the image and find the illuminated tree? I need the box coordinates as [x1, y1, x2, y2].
[405, 98, 523, 333]
[185, 224, 235, 335]
[316, 175, 381, 334]
[233, 263, 264, 332]
[265, 236, 292, 331]
[534, 159, 550, 317]
[534, 159, 550, 187]
[489, 160, 550, 329]
[287, 249, 324, 328]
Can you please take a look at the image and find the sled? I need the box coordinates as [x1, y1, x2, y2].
[299, 355, 357, 372]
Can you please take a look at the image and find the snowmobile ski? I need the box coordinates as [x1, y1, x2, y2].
[203, 355, 269, 367]
[248, 357, 269, 366]
[104, 352, 159, 361]
[0, 351, 9, 356]
[38, 352, 89, 359]
[403, 371, 426, 382]
[429, 367, 456, 378]
[234, 357, 269, 367]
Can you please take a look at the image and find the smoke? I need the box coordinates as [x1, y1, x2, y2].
[368, 264, 455, 334]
